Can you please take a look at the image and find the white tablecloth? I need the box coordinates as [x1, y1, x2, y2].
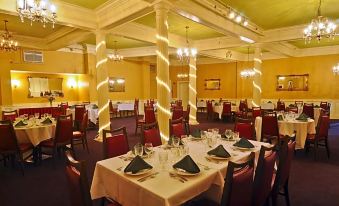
[197, 101, 206, 108]
[66, 105, 98, 124]
[212, 105, 238, 119]
[117, 103, 134, 112]
[91, 139, 269, 206]
[15, 123, 56, 147]
[255, 117, 316, 149]
[261, 103, 275, 110]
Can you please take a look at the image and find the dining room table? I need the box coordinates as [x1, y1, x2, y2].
[90, 135, 270, 206]
[254, 115, 316, 149]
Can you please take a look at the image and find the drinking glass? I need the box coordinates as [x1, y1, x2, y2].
[172, 137, 180, 147]
[34, 113, 40, 119]
[158, 150, 168, 170]
[207, 136, 216, 148]
[144, 143, 153, 158]
[133, 143, 144, 156]
[233, 131, 240, 141]
[225, 129, 232, 141]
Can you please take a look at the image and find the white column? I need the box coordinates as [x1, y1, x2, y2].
[95, 30, 110, 140]
[155, 2, 171, 142]
[189, 56, 198, 124]
[252, 47, 262, 107]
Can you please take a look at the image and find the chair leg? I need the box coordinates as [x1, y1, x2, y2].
[135, 124, 138, 135]
[325, 138, 330, 158]
[84, 136, 90, 153]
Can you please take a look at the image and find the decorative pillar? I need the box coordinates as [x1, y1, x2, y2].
[155, 2, 171, 142]
[252, 47, 262, 107]
[95, 30, 110, 140]
[188, 56, 198, 125]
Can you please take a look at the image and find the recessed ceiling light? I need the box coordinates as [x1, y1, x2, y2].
[240, 36, 255, 44]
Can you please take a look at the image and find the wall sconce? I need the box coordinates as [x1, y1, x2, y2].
[67, 78, 77, 88]
[11, 79, 20, 88]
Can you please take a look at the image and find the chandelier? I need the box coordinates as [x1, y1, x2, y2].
[108, 41, 123, 62]
[240, 47, 255, 78]
[303, 0, 336, 43]
[0, 20, 19, 52]
[177, 26, 197, 63]
[333, 63, 339, 75]
[17, 0, 57, 28]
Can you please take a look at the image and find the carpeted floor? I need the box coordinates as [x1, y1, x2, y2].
[0, 113, 339, 206]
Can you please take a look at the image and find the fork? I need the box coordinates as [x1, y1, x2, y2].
[169, 173, 186, 183]
[197, 163, 211, 170]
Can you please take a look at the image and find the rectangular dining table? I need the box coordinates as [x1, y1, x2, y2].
[91, 138, 270, 206]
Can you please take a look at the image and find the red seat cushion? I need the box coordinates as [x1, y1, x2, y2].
[143, 128, 162, 147]
[40, 139, 54, 147]
[19, 143, 33, 152]
[137, 119, 145, 124]
[72, 131, 83, 138]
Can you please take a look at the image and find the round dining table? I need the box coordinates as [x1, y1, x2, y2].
[255, 116, 316, 149]
[14, 120, 56, 147]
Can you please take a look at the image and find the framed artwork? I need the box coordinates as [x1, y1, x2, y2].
[204, 79, 221, 90]
[276, 74, 309, 91]
[108, 77, 125, 92]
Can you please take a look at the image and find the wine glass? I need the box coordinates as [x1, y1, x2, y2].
[225, 129, 232, 141]
[34, 113, 40, 119]
[172, 137, 180, 147]
[133, 143, 144, 157]
[144, 143, 153, 158]
[158, 150, 168, 170]
[233, 131, 240, 142]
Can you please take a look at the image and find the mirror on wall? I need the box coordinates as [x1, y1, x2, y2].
[28, 77, 64, 97]
[108, 77, 125, 92]
[276, 74, 309, 91]
[204, 79, 221, 90]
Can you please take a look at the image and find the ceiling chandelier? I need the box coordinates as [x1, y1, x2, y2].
[0, 20, 19, 52]
[108, 41, 123, 62]
[333, 63, 339, 75]
[303, 0, 336, 43]
[177, 26, 197, 63]
[240, 47, 255, 78]
[17, 0, 57, 28]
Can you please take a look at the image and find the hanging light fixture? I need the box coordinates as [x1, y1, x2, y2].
[240, 47, 255, 78]
[17, 0, 57, 28]
[0, 20, 19, 52]
[177, 26, 197, 63]
[333, 63, 339, 75]
[303, 0, 336, 43]
[108, 41, 123, 62]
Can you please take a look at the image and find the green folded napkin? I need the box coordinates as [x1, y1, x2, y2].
[15, 120, 27, 127]
[173, 155, 200, 174]
[191, 129, 201, 138]
[277, 115, 284, 121]
[296, 113, 309, 121]
[314, 105, 320, 108]
[41, 118, 53, 125]
[92, 104, 98, 109]
[233, 138, 254, 148]
[124, 155, 153, 174]
[207, 145, 231, 158]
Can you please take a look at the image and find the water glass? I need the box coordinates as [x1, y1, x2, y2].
[158, 150, 169, 170]
[34, 113, 40, 119]
[144, 143, 153, 158]
[172, 137, 180, 147]
[207, 136, 217, 148]
[233, 131, 240, 141]
[225, 129, 232, 141]
[133, 143, 144, 156]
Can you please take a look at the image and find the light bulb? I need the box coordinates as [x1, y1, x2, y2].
[229, 11, 235, 19]
[243, 20, 248, 26]
[236, 15, 242, 23]
[50, 4, 56, 13]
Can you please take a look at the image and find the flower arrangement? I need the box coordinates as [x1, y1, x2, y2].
[48, 96, 55, 106]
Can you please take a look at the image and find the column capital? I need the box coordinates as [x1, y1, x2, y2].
[154, 1, 172, 12]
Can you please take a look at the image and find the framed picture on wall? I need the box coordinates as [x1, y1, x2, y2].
[276, 74, 309, 91]
[108, 77, 125, 92]
[204, 79, 221, 90]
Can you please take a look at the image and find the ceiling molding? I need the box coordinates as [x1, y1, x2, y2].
[45, 27, 78, 43]
[260, 42, 297, 57]
[46, 29, 92, 50]
[200, 49, 247, 61]
[261, 24, 305, 43]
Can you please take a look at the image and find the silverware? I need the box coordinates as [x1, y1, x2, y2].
[197, 163, 210, 170]
[205, 157, 221, 164]
[169, 172, 188, 182]
[137, 172, 159, 182]
[116, 166, 123, 171]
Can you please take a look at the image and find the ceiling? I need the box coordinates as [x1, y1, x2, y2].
[59, 0, 110, 9]
[83, 34, 154, 49]
[134, 12, 224, 40]
[222, 0, 339, 29]
[0, 13, 64, 38]
[289, 37, 339, 48]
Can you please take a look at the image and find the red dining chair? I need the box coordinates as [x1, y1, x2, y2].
[305, 115, 330, 160]
[109, 100, 118, 118]
[51, 106, 65, 118]
[222, 102, 232, 121]
[149, 99, 155, 106]
[0, 120, 33, 175]
[221, 152, 255, 206]
[176, 100, 182, 107]
[320, 101, 329, 111]
[74, 104, 86, 130]
[144, 106, 155, 124]
[72, 111, 89, 153]
[206, 101, 215, 120]
[64, 150, 121, 206]
[271, 138, 296, 206]
[236, 100, 248, 118]
[102, 126, 129, 159]
[141, 122, 162, 147]
[39, 114, 74, 165]
[134, 105, 145, 135]
[261, 112, 281, 144]
[252, 146, 277, 206]
[2, 110, 18, 122]
[252, 107, 262, 119]
[277, 101, 286, 112]
[172, 107, 184, 120]
[183, 105, 191, 134]
[169, 117, 187, 138]
[234, 118, 255, 140]
[60, 102, 69, 110]
[302, 103, 314, 119]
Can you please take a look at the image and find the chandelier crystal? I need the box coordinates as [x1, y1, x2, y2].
[177, 26, 197, 63]
[303, 0, 336, 43]
[0, 20, 19, 52]
[333, 63, 339, 75]
[240, 47, 255, 78]
[108, 41, 123, 62]
[17, 0, 57, 28]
